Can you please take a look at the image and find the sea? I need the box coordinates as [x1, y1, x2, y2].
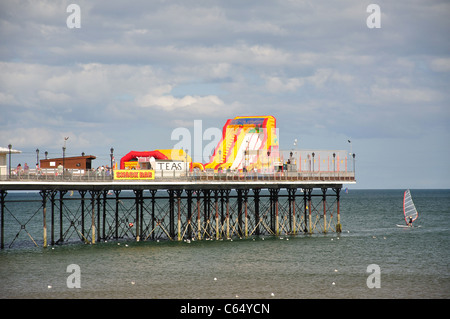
[0, 189, 449, 301]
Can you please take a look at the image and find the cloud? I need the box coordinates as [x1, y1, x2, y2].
[264, 76, 305, 93]
[135, 92, 226, 115]
[430, 58, 450, 72]
[0, 126, 109, 151]
[369, 85, 442, 104]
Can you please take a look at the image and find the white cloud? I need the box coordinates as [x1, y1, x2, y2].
[370, 85, 441, 104]
[135, 92, 226, 115]
[430, 58, 450, 72]
[0, 92, 19, 105]
[264, 76, 304, 93]
[37, 90, 71, 104]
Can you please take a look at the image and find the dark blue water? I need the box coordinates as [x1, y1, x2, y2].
[0, 189, 449, 298]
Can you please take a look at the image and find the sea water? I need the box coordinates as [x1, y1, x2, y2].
[0, 189, 448, 299]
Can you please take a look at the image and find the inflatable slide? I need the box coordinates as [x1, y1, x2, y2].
[204, 116, 279, 171]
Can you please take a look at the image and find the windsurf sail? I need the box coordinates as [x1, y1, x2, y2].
[403, 189, 418, 225]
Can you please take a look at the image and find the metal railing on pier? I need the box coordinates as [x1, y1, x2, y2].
[3, 168, 355, 183]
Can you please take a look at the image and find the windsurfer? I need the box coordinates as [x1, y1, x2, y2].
[408, 217, 413, 227]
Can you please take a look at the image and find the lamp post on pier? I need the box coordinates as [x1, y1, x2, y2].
[352, 153, 356, 175]
[62, 137, 69, 179]
[333, 152, 336, 175]
[62, 146, 66, 179]
[8, 144, 11, 179]
[110, 147, 114, 175]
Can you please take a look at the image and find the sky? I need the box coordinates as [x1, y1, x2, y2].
[0, 0, 449, 189]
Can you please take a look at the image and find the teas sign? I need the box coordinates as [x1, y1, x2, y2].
[114, 170, 155, 180]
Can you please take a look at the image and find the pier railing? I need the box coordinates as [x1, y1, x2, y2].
[3, 168, 355, 183]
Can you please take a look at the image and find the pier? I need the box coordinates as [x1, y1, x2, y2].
[0, 171, 355, 249]
[1, 116, 356, 249]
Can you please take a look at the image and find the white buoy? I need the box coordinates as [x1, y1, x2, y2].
[47, 285, 52, 289]
[271, 292, 275, 297]
[214, 277, 217, 281]
[332, 282, 336, 286]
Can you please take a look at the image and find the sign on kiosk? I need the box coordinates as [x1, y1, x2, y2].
[114, 170, 155, 180]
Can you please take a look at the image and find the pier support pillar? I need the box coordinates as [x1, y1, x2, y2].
[96, 192, 101, 241]
[0, 190, 6, 249]
[303, 189, 307, 233]
[114, 190, 121, 239]
[150, 190, 157, 241]
[225, 190, 230, 239]
[135, 190, 143, 242]
[288, 188, 297, 234]
[176, 190, 183, 241]
[50, 191, 56, 245]
[237, 189, 243, 237]
[186, 190, 193, 239]
[89, 190, 99, 244]
[57, 190, 67, 244]
[270, 188, 279, 235]
[202, 189, 211, 238]
[243, 189, 249, 238]
[102, 190, 108, 241]
[253, 188, 261, 236]
[196, 190, 201, 240]
[334, 187, 342, 233]
[79, 190, 87, 241]
[39, 191, 48, 248]
[322, 188, 327, 233]
[307, 189, 313, 234]
[214, 190, 219, 240]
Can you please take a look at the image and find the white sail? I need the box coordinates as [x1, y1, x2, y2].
[403, 189, 418, 224]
